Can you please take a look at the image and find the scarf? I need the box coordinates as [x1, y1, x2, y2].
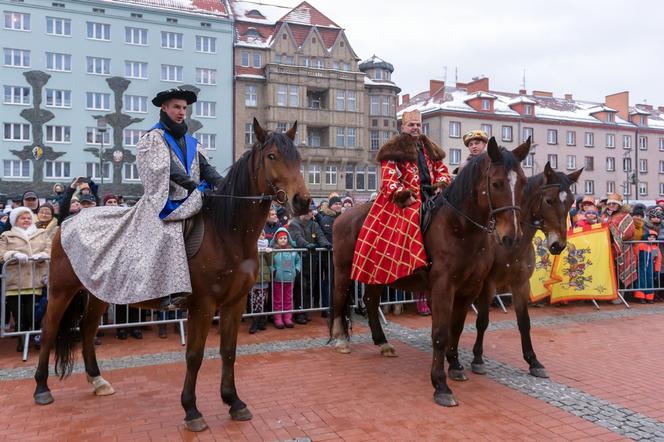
[12, 224, 38, 241]
[159, 110, 188, 140]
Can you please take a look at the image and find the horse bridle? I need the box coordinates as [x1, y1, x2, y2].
[521, 183, 564, 231]
[441, 162, 522, 234]
[208, 137, 289, 205]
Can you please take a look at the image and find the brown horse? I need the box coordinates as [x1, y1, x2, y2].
[331, 137, 531, 407]
[445, 163, 582, 382]
[33, 119, 311, 432]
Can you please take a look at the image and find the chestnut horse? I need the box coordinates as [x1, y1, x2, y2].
[331, 137, 531, 407]
[33, 120, 311, 432]
[445, 163, 582, 382]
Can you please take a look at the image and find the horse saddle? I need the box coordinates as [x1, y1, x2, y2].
[183, 212, 205, 260]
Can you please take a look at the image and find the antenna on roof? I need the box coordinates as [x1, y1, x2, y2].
[454, 67, 458, 85]
[443, 66, 447, 84]
[521, 68, 526, 90]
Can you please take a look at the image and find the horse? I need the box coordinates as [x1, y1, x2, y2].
[444, 163, 582, 382]
[33, 119, 311, 432]
[330, 137, 531, 407]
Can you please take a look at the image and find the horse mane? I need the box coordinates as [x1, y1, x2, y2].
[205, 131, 300, 231]
[443, 147, 520, 208]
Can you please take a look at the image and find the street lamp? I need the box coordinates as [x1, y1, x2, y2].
[528, 143, 538, 177]
[622, 148, 632, 204]
[97, 118, 107, 196]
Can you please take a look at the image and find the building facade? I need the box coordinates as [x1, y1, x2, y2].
[230, 1, 399, 200]
[1, 0, 233, 197]
[399, 78, 664, 201]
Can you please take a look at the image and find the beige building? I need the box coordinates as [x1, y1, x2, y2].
[399, 78, 664, 202]
[229, 1, 400, 200]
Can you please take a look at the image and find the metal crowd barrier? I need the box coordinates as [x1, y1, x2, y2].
[615, 239, 664, 308]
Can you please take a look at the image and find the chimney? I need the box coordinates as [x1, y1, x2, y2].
[519, 89, 527, 95]
[637, 103, 653, 111]
[658, 106, 664, 113]
[402, 94, 410, 105]
[532, 90, 553, 97]
[429, 80, 445, 98]
[467, 77, 489, 94]
[605, 91, 629, 121]
[564, 93, 573, 101]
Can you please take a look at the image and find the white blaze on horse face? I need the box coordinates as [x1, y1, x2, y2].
[508, 171, 519, 235]
[559, 191, 567, 204]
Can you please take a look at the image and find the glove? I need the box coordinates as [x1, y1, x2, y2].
[32, 252, 50, 261]
[13, 252, 29, 263]
[306, 243, 317, 251]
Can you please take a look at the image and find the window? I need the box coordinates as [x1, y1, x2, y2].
[3, 159, 30, 178]
[639, 116, 647, 125]
[606, 157, 615, 172]
[4, 12, 30, 31]
[607, 113, 615, 123]
[3, 123, 30, 141]
[44, 161, 70, 179]
[347, 128, 356, 148]
[288, 86, 299, 107]
[252, 52, 261, 68]
[3, 48, 30, 67]
[335, 90, 345, 111]
[639, 136, 648, 150]
[382, 97, 390, 116]
[347, 91, 356, 112]
[606, 133, 615, 148]
[86, 162, 110, 180]
[450, 148, 461, 165]
[124, 95, 147, 113]
[336, 127, 345, 147]
[196, 68, 216, 85]
[547, 154, 558, 169]
[194, 133, 216, 150]
[86, 56, 110, 75]
[639, 159, 648, 173]
[86, 127, 110, 144]
[584, 132, 594, 147]
[607, 181, 615, 194]
[368, 166, 377, 190]
[46, 125, 70, 143]
[639, 182, 648, 197]
[370, 96, 379, 115]
[522, 127, 533, 142]
[566, 131, 576, 146]
[160, 64, 183, 82]
[276, 85, 287, 106]
[342, 62, 350, 71]
[481, 99, 491, 111]
[622, 134, 632, 149]
[45, 88, 70, 107]
[660, 160, 664, 174]
[481, 124, 492, 137]
[244, 85, 257, 107]
[161, 31, 183, 49]
[301, 57, 310, 67]
[523, 154, 533, 168]
[125, 27, 147, 45]
[523, 104, 532, 115]
[308, 128, 322, 147]
[370, 130, 379, 151]
[624, 182, 632, 196]
[125, 61, 148, 79]
[345, 165, 354, 190]
[584, 180, 594, 195]
[623, 157, 632, 172]
[3, 85, 30, 105]
[325, 165, 337, 185]
[381, 131, 391, 144]
[244, 122, 254, 145]
[660, 183, 664, 196]
[194, 101, 216, 118]
[547, 129, 558, 145]
[195, 35, 216, 53]
[584, 156, 594, 171]
[308, 164, 321, 185]
[449, 122, 461, 138]
[46, 52, 71, 71]
[86, 92, 110, 110]
[660, 138, 664, 151]
[240, 51, 249, 67]
[374, 69, 383, 80]
[422, 123, 430, 136]
[276, 122, 287, 133]
[87, 22, 110, 40]
[123, 163, 140, 181]
[46, 17, 70, 36]
[566, 155, 576, 170]
[123, 129, 145, 146]
[501, 125, 513, 142]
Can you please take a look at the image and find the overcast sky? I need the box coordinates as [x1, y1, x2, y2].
[274, 0, 664, 106]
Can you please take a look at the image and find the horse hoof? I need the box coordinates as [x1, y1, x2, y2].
[184, 417, 208, 432]
[336, 345, 351, 354]
[94, 382, 115, 396]
[34, 391, 54, 405]
[434, 393, 458, 407]
[448, 368, 468, 381]
[230, 406, 253, 421]
[380, 343, 398, 357]
[529, 367, 549, 378]
[471, 363, 487, 375]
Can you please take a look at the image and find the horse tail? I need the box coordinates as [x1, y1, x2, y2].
[54, 291, 86, 379]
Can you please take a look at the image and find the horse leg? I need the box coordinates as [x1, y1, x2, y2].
[446, 295, 475, 381]
[80, 296, 114, 396]
[219, 291, 253, 422]
[430, 275, 457, 407]
[471, 282, 494, 375]
[331, 262, 352, 354]
[181, 295, 213, 432]
[364, 285, 395, 357]
[513, 281, 548, 378]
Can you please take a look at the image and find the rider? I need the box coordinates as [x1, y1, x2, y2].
[351, 109, 451, 285]
[455, 129, 489, 174]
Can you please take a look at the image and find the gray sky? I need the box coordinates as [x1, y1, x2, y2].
[275, 0, 664, 106]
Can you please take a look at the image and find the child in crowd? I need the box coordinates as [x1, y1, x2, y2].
[248, 231, 272, 334]
[269, 228, 300, 329]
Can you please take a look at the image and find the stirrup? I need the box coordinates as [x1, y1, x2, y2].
[160, 295, 188, 310]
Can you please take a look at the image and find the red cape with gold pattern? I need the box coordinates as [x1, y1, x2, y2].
[351, 134, 451, 284]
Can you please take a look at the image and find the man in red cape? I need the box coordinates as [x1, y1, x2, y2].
[351, 110, 451, 284]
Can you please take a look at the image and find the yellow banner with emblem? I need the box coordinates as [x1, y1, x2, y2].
[530, 223, 618, 303]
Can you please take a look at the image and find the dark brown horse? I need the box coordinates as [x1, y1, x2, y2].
[331, 137, 531, 407]
[33, 119, 311, 432]
[445, 163, 582, 382]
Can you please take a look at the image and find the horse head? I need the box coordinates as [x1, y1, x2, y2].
[529, 162, 582, 255]
[252, 118, 311, 216]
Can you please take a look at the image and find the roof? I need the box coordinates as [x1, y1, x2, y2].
[359, 55, 394, 73]
[277, 1, 340, 28]
[102, 0, 228, 16]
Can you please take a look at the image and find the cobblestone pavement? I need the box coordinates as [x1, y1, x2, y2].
[0, 303, 662, 440]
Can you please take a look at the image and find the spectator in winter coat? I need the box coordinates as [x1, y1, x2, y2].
[269, 228, 301, 329]
[21, 190, 40, 215]
[248, 231, 272, 334]
[602, 193, 636, 291]
[318, 196, 343, 244]
[263, 208, 282, 242]
[36, 203, 59, 241]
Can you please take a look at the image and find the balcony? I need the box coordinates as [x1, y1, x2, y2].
[265, 64, 365, 85]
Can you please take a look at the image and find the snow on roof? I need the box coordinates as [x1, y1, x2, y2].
[103, 0, 228, 16]
[278, 1, 339, 28]
[364, 77, 400, 90]
[507, 96, 537, 105]
[630, 107, 650, 115]
[465, 91, 498, 101]
[230, 0, 292, 24]
[586, 105, 617, 114]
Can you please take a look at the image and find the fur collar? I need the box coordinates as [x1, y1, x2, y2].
[376, 134, 446, 163]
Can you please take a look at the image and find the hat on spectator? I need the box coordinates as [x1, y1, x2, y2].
[657, 199, 664, 205]
[79, 194, 96, 204]
[275, 230, 288, 239]
[606, 193, 623, 205]
[649, 230, 658, 237]
[103, 194, 117, 205]
[22, 190, 38, 200]
[463, 130, 489, 147]
[152, 87, 197, 107]
[342, 197, 354, 206]
[631, 203, 646, 218]
[329, 196, 342, 206]
[580, 196, 596, 208]
[401, 110, 422, 126]
[648, 206, 663, 218]
[9, 206, 33, 226]
[78, 182, 90, 191]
